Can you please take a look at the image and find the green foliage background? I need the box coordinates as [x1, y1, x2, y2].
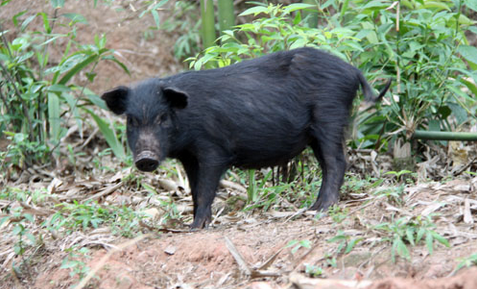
[189, 0, 477, 151]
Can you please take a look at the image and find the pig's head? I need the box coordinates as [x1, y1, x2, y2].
[101, 79, 188, 172]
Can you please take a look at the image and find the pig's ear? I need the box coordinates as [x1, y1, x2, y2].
[163, 87, 188, 109]
[101, 86, 129, 115]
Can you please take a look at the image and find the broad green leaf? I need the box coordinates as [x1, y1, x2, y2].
[50, 0, 64, 8]
[362, 0, 390, 10]
[464, 0, 477, 12]
[345, 238, 362, 254]
[39, 12, 51, 33]
[422, 1, 451, 11]
[447, 102, 468, 124]
[289, 38, 307, 49]
[61, 13, 88, 24]
[283, 3, 314, 13]
[23, 213, 34, 222]
[447, 85, 475, 103]
[361, 22, 378, 44]
[457, 45, 477, 65]
[469, 26, 477, 35]
[460, 78, 477, 96]
[341, 0, 351, 19]
[151, 9, 160, 28]
[48, 84, 71, 93]
[20, 14, 36, 31]
[26, 232, 36, 244]
[239, 6, 269, 16]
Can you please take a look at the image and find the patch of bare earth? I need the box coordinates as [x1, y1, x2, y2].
[10, 177, 472, 289]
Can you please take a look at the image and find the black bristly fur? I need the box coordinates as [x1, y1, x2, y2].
[101, 47, 391, 229]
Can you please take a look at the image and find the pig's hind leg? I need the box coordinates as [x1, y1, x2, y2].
[308, 113, 348, 211]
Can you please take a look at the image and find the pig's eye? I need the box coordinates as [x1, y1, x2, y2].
[127, 116, 140, 127]
[156, 114, 169, 125]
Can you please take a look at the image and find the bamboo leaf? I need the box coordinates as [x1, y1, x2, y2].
[283, 3, 314, 13]
[84, 108, 126, 161]
[39, 12, 51, 33]
[394, 236, 410, 260]
[151, 9, 160, 28]
[345, 238, 361, 254]
[426, 232, 434, 254]
[48, 92, 61, 143]
[58, 54, 98, 85]
[406, 227, 415, 246]
[431, 231, 450, 247]
[239, 6, 269, 16]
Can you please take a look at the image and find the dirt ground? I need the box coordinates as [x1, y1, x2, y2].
[1, 1, 477, 289]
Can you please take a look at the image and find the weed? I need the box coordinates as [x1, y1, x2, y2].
[454, 253, 477, 272]
[324, 253, 338, 268]
[373, 184, 406, 206]
[0, 1, 129, 169]
[327, 205, 349, 224]
[287, 239, 312, 254]
[61, 247, 92, 281]
[372, 214, 450, 262]
[304, 264, 324, 277]
[43, 201, 147, 237]
[385, 170, 415, 183]
[328, 230, 363, 255]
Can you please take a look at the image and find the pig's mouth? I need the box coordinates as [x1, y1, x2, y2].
[135, 150, 160, 172]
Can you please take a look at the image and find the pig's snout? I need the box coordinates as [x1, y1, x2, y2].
[135, 151, 159, 172]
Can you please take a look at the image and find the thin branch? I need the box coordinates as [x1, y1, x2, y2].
[0, 82, 13, 117]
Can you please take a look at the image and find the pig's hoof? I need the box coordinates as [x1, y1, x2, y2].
[189, 216, 211, 231]
[309, 197, 338, 212]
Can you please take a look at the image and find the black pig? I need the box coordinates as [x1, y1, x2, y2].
[101, 47, 391, 229]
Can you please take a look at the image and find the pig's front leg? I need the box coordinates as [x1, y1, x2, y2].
[181, 148, 229, 230]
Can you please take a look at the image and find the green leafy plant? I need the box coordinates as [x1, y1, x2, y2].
[44, 201, 147, 237]
[0, 207, 36, 257]
[0, 1, 129, 172]
[373, 184, 406, 206]
[287, 239, 312, 254]
[373, 214, 450, 262]
[454, 252, 477, 272]
[328, 230, 363, 255]
[350, 0, 477, 149]
[327, 205, 349, 224]
[187, 3, 364, 70]
[304, 264, 324, 277]
[61, 247, 92, 281]
[188, 0, 477, 154]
